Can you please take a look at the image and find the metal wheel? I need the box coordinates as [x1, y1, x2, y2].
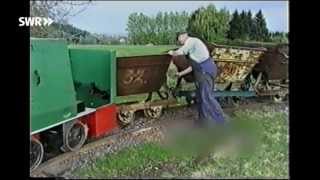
[232, 97, 241, 107]
[273, 91, 288, 103]
[144, 106, 163, 119]
[223, 97, 235, 107]
[63, 121, 88, 152]
[118, 110, 135, 125]
[30, 137, 44, 172]
[157, 91, 169, 100]
[252, 72, 269, 93]
[217, 97, 226, 108]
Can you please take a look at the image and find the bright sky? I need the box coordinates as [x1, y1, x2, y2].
[68, 1, 289, 36]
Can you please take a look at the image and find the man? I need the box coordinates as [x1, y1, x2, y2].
[168, 32, 225, 127]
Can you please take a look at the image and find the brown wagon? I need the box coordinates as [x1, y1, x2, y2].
[117, 54, 172, 96]
[115, 54, 176, 125]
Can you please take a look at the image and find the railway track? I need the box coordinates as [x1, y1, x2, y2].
[30, 98, 287, 178]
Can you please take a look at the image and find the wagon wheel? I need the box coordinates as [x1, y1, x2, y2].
[144, 105, 163, 119]
[217, 97, 226, 108]
[30, 137, 44, 172]
[223, 97, 235, 107]
[157, 90, 169, 100]
[232, 97, 242, 107]
[273, 90, 288, 103]
[217, 97, 233, 108]
[63, 121, 88, 152]
[251, 72, 268, 93]
[118, 110, 135, 126]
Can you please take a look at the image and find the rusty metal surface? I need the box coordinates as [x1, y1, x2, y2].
[206, 43, 267, 53]
[117, 54, 171, 96]
[170, 44, 266, 88]
[253, 44, 289, 80]
[212, 46, 265, 83]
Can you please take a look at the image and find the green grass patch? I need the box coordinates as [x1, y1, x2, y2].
[73, 105, 288, 178]
[75, 143, 194, 178]
[195, 107, 288, 178]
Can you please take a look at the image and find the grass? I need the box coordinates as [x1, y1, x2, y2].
[195, 107, 289, 178]
[73, 105, 288, 178]
[75, 143, 179, 178]
[68, 44, 178, 57]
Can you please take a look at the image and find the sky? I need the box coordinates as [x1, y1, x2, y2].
[67, 1, 289, 36]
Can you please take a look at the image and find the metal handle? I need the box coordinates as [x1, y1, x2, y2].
[34, 70, 41, 86]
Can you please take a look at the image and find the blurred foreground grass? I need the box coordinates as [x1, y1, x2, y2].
[73, 105, 288, 178]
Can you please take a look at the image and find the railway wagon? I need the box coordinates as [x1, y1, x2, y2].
[252, 43, 289, 101]
[171, 42, 289, 106]
[208, 42, 289, 101]
[171, 44, 267, 107]
[69, 45, 178, 125]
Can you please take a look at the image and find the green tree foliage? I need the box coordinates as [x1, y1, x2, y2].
[31, 1, 286, 45]
[269, 31, 289, 43]
[253, 10, 269, 41]
[238, 11, 248, 40]
[227, 9, 273, 42]
[228, 10, 253, 40]
[187, 4, 230, 42]
[247, 11, 255, 40]
[30, 1, 91, 38]
[126, 11, 189, 44]
[227, 10, 240, 40]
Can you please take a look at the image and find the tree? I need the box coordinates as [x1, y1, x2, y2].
[247, 10, 255, 40]
[227, 10, 240, 40]
[126, 13, 140, 44]
[30, 1, 91, 38]
[187, 4, 230, 42]
[126, 11, 189, 44]
[154, 12, 163, 44]
[238, 11, 247, 39]
[268, 31, 288, 43]
[232, 10, 252, 40]
[253, 10, 269, 41]
[227, 9, 271, 42]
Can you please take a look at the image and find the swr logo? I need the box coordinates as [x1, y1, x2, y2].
[19, 17, 54, 27]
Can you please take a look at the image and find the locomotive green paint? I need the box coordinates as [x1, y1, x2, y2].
[30, 38, 78, 134]
[69, 48, 117, 108]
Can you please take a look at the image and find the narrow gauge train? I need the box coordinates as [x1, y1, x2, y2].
[30, 38, 288, 171]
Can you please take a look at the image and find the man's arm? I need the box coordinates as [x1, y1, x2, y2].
[177, 66, 192, 77]
[168, 39, 192, 56]
[168, 50, 182, 56]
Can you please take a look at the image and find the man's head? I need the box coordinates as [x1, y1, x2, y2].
[176, 32, 189, 45]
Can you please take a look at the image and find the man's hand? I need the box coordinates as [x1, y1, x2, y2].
[168, 50, 175, 56]
[177, 66, 192, 78]
[175, 72, 182, 78]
